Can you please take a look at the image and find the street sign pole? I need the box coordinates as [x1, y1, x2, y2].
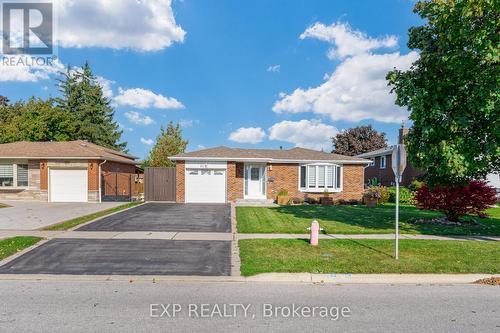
[392, 144, 406, 260]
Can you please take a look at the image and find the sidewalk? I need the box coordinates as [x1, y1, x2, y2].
[1, 230, 498, 241]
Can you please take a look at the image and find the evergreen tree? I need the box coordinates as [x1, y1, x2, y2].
[57, 62, 126, 150]
[147, 122, 188, 167]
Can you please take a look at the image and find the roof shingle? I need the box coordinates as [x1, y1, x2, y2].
[170, 146, 369, 163]
[0, 141, 138, 165]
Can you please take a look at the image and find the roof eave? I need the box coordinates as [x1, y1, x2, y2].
[169, 156, 371, 165]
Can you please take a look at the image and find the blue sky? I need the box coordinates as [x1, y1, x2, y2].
[1, 0, 421, 159]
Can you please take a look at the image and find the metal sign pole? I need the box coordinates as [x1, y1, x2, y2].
[392, 143, 406, 260]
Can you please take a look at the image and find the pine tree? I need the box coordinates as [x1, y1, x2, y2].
[57, 62, 126, 150]
[147, 122, 188, 167]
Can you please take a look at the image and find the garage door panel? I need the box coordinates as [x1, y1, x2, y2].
[185, 169, 226, 203]
[50, 169, 88, 202]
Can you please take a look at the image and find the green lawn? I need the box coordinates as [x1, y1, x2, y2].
[42, 201, 144, 231]
[239, 239, 500, 276]
[236, 204, 500, 236]
[0, 236, 42, 261]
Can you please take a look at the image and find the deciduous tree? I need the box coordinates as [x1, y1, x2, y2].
[387, 0, 499, 185]
[332, 125, 387, 156]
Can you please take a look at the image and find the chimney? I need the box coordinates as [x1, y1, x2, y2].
[399, 122, 409, 145]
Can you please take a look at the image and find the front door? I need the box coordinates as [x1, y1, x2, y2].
[245, 164, 266, 198]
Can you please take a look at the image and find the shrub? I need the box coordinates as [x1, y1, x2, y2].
[289, 197, 304, 205]
[304, 197, 319, 205]
[364, 186, 389, 204]
[415, 180, 497, 221]
[388, 186, 415, 205]
[409, 179, 425, 192]
[337, 199, 360, 205]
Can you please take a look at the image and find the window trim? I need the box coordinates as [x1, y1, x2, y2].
[298, 163, 343, 193]
[380, 156, 386, 169]
[0, 162, 29, 189]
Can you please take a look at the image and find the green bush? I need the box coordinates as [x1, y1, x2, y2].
[388, 186, 415, 205]
[364, 186, 390, 204]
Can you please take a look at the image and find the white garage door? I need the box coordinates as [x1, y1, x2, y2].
[50, 169, 88, 202]
[185, 169, 226, 203]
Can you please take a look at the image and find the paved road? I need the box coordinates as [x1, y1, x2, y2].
[77, 203, 231, 232]
[0, 239, 231, 276]
[0, 281, 497, 332]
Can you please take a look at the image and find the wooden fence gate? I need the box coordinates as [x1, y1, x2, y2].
[144, 167, 176, 201]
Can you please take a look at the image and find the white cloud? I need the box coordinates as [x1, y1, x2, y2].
[274, 22, 419, 123]
[300, 22, 398, 60]
[115, 88, 184, 109]
[268, 119, 338, 151]
[124, 111, 154, 125]
[197, 144, 206, 150]
[267, 64, 280, 73]
[55, 0, 185, 51]
[229, 127, 266, 144]
[96, 76, 115, 99]
[0, 56, 64, 82]
[179, 119, 199, 128]
[140, 137, 154, 145]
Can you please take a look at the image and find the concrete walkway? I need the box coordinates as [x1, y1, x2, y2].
[1, 230, 498, 241]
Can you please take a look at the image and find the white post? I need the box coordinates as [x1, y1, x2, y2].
[395, 177, 399, 260]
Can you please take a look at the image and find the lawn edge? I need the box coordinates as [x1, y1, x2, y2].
[0, 236, 46, 267]
[40, 201, 145, 231]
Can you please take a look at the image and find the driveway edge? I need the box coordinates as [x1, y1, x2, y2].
[230, 203, 241, 277]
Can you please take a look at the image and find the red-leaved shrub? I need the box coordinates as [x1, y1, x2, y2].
[415, 180, 497, 221]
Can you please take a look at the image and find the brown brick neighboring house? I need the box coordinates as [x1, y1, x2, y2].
[0, 141, 140, 202]
[357, 125, 422, 186]
[170, 146, 371, 203]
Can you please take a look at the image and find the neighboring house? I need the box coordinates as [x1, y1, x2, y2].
[169, 146, 371, 203]
[0, 141, 140, 202]
[357, 125, 421, 186]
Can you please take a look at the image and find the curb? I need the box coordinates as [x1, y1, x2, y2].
[0, 273, 495, 285]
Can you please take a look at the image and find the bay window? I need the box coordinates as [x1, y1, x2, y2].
[299, 164, 342, 192]
[0, 163, 29, 188]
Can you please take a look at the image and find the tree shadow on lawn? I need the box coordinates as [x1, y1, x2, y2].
[272, 205, 498, 235]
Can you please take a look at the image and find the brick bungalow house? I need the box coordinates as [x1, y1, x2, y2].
[357, 125, 421, 186]
[169, 146, 371, 203]
[0, 140, 140, 202]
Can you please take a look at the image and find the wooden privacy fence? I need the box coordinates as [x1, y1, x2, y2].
[144, 167, 176, 201]
[102, 172, 143, 201]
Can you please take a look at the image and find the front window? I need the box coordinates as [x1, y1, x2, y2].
[0, 163, 30, 188]
[300, 164, 342, 192]
[0, 164, 14, 187]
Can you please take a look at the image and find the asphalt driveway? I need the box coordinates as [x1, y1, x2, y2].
[0, 238, 231, 276]
[77, 203, 231, 233]
[0, 201, 123, 230]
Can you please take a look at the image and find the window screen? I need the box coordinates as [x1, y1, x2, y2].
[308, 165, 316, 187]
[300, 166, 306, 188]
[317, 166, 325, 188]
[327, 166, 334, 188]
[336, 166, 341, 188]
[17, 164, 28, 187]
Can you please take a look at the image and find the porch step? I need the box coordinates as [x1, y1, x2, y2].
[234, 199, 277, 207]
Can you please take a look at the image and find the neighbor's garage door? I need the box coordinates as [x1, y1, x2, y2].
[49, 169, 88, 202]
[185, 169, 226, 203]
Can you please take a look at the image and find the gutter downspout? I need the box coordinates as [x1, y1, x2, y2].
[98, 160, 107, 203]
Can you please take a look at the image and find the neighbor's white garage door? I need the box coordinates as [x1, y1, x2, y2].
[185, 169, 226, 203]
[49, 169, 88, 202]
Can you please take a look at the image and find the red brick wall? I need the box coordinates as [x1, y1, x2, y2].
[88, 160, 100, 190]
[364, 155, 422, 186]
[176, 161, 185, 203]
[40, 159, 48, 190]
[227, 162, 244, 202]
[265, 163, 365, 201]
